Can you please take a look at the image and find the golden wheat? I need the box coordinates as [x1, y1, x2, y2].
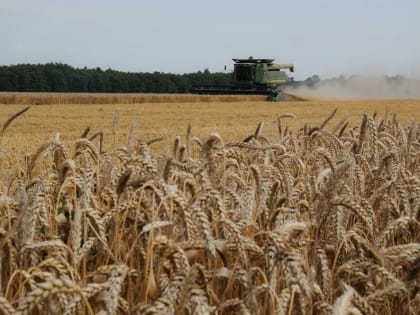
[0, 104, 418, 314]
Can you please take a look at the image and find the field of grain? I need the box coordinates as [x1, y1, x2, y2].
[0, 92, 268, 105]
[1, 99, 419, 158]
[0, 97, 419, 314]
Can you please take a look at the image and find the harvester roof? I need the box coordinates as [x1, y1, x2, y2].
[233, 57, 274, 64]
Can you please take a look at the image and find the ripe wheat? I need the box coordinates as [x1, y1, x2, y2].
[0, 106, 418, 314]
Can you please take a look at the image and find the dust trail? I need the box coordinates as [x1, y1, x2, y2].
[286, 75, 420, 100]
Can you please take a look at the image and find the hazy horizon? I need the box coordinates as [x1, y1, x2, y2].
[1, 0, 420, 81]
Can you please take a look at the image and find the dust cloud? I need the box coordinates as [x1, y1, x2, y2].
[286, 76, 420, 100]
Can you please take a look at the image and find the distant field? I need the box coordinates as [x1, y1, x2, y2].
[0, 92, 267, 105]
[0, 94, 419, 314]
[0, 97, 419, 159]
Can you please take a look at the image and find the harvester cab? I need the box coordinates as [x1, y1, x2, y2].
[191, 56, 295, 101]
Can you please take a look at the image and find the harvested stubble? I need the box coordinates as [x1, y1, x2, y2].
[0, 107, 419, 315]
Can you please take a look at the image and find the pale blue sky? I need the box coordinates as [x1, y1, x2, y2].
[1, 0, 419, 80]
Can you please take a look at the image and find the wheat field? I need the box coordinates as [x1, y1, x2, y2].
[0, 97, 419, 314]
[0, 92, 268, 105]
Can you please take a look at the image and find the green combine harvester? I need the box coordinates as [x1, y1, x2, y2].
[190, 57, 295, 101]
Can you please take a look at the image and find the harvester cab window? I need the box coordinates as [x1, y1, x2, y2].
[235, 64, 255, 82]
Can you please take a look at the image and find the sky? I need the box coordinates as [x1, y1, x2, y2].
[1, 0, 420, 80]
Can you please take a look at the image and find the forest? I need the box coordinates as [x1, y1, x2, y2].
[0, 63, 232, 93]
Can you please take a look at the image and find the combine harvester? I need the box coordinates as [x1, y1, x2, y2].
[190, 56, 300, 101]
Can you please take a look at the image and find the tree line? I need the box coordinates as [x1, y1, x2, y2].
[0, 63, 232, 93]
